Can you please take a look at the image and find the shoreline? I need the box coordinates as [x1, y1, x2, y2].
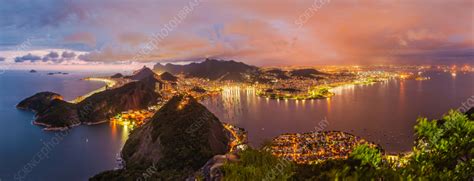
[69, 77, 117, 103]
[32, 120, 110, 131]
[83, 120, 109, 125]
[255, 79, 385, 100]
[33, 121, 81, 131]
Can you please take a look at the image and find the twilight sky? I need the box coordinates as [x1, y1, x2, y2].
[0, 0, 473, 67]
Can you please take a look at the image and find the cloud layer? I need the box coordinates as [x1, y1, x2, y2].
[1, 0, 472, 65]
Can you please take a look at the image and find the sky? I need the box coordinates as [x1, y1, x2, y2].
[0, 0, 473, 68]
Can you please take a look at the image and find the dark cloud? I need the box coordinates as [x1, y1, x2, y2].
[78, 54, 91, 61]
[61, 51, 76, 59]
[0, 0, 76, 29]
[0, 57, 5, 61]
[42, 51, 60, 61]
[15, 53, 41, 62]
[47, 51, 59, 58]
[78, 51, 102, 62]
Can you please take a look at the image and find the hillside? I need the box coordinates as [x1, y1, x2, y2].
[17, 75, 162, 129]
[290, 68, 328, 78]
[17, 92, 64, 113]
[153, 59, 259, 82]
[126, 66, 157, 80]
[77, 75, 162, 124]
[91, 95, 230, 180]
[159, 72, 178, 82]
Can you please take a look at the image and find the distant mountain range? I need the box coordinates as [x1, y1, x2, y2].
[153, 58, 333, 82]
[153, 59, 259, 82]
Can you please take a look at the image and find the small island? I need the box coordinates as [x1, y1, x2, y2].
[46, 72, 68, 75]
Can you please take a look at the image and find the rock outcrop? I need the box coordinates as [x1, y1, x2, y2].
[17, 92, 63, 113]
[126, 66, 156, 80]
[91, 95, 230, 180]
[78, 76, 162, 124]
[17, 75, 162, 130]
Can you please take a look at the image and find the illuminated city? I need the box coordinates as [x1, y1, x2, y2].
[1, 0, 472, 180]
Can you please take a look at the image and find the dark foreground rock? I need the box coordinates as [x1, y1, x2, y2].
[466, 107, 474, 119]
[91, 95, 230, 180]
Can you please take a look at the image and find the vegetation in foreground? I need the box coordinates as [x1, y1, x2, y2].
[221, 110, 474, 180]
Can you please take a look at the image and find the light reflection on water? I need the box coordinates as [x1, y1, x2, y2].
[202, 72, 474, 152]
[120, 123, 130, 146]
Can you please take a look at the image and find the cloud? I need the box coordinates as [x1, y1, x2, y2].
[61, 51, 76, 59]
[47, 51, 60, 58]
[15, 53, 42, 62]
[0, 57, 5, 61]
[1, 0, 473, 65]
[40, 51, 76, 63]
[42, 51, 60, 61]
[63, 32, 97, 48]
[118, 32, 149, 46]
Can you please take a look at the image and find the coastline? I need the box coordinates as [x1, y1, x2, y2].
[255, 79, 385, 100]
[69, 77, 117, 103]
[32, 120, 110, 131]
[32, 121, 81, 131]
[17, 76, 117, 131]
[83, 120, 109, 125]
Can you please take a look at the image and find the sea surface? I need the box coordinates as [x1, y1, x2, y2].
[202, 71, 474, 152]
[0, 70, 472, 180]
[0, 70, 129, 181]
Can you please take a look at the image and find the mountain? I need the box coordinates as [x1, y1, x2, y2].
[266, 68, 290, 79]
[17, 75, 162, 129]
[34, 99, 80, 129]
[159, 72, 178, 82]
[91, 95, 230, 180]
[126, 66, 157, 80]
[77, 75, 162, 124]
[153, 59, 259, 82]
[110, 73, 123, 78]
[17, 92, 63, 113]
[290, 68, 328, 78]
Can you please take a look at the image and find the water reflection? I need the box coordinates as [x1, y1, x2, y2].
[325, 98, 331, 115]
[121, 124, 130, 145]
[202, 72, 474, 152]
[110, 121, 117, 139]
